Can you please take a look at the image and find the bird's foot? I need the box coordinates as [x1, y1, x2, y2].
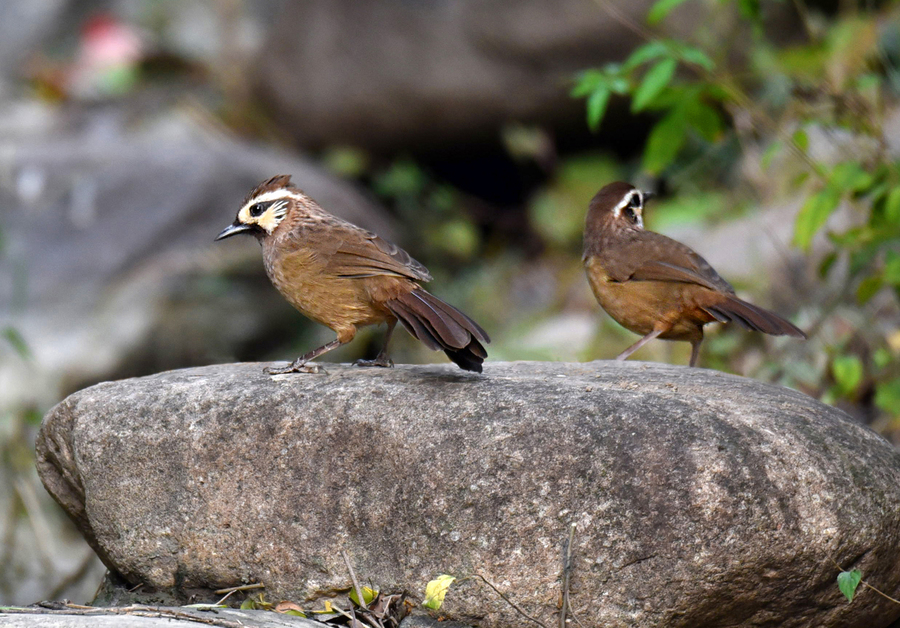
[265, 362, 326, 375]
[353, 356, 394, 368]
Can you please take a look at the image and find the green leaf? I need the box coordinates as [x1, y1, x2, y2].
[856, 274, 883, 304]
[885, 251, 900, 285]
[374, 160, 426, 198]
[623, 41, 670, 71]
[632, 58, 677, 112]
[683, 97, 723, 140]
[643, 109, 687, 175]
[793, 189, 841, 251]
[873, 347, 892, 368]
[818, 251, 838, 278]
[349, 586, 378, 607]
[586, 87, 611, 131]
[647, 0, 690, 24]
[3, 327, 30, 360]
[830, 161, 875, 194]
[875, 379, 900, 415]
[607, 75, 631, 94]
[837, 569, 862, 602]
[854, 72, 881, 92]
[322, 146, 370, 178]
[283, 610, 306, 617]
[674, 44, 715, 71]
[832, 355, 863, 396]
[792, 129, 809, 152]
[423, 575, 456, 610]
[571, 70, 602, 97]
[737, 0, 761, 22]
[886, 187, 900, 224]
[240, 598, 256, 610]
[792, 171, 810, 188]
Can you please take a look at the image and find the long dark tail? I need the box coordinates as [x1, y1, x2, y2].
[702, 295, 806, 338]
[386, 289, 490, 372]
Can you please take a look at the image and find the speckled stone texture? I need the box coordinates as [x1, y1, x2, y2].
[0, 606, 320, 628]
[36, 361, 900, 627]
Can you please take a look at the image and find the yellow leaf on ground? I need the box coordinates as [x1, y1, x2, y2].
[423, 574, 456, 610]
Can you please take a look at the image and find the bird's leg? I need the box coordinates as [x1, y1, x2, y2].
[689, 338, 703, 367]
[265, 338, 344, 375]
[354, 320, 396, 368]
[616, 329, 664, 361]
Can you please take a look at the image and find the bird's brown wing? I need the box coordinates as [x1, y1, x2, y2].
[606, 231, 735, 294]
[285, 217, 432, 282]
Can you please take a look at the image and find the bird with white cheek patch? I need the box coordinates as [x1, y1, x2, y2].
[216, 175, 490, 374]
[583, 181, 806, 367]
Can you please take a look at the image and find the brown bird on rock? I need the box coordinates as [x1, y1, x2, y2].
[216, 175, 489, 374]
[583, 181, 805, 367]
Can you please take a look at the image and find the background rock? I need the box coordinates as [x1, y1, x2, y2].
[35, 361, 900, 628]
[255, 0, 802, 153]
[256, 0, 655, 152]
[0, 0, 68, 91]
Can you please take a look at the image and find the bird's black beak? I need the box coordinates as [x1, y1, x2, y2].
[215, 222, 253, 241]
[642, 190, 655, 201]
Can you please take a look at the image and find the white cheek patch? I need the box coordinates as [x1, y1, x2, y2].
[255, 200, 289, 233]
[270, 199, 288, 221]
[237, 193, 300, 233]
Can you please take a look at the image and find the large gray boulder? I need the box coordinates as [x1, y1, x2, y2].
[36, 361, 900, 627]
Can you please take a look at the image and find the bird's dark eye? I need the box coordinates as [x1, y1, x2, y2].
[629, 194, 641, 209]
[250, 202, 266, 217]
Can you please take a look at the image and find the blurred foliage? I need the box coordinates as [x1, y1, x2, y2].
[529, 154, 622, 249]
[573, 0, 900, 435]
[372, 159, 481, 263]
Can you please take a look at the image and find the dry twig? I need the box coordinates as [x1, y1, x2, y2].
[469, 574, 548, 628]
[559, 523, 576, 628]
[213, 582, 264, 595]
[341, 549, 368, 611]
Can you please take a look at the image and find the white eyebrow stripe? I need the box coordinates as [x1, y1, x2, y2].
[612, 190, 641, 218]
[239, 189, 306, 214]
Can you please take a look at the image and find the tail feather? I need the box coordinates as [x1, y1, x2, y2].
[703, 295, 806, 338]
[387, 300, 443, 351]
[386, 289, 490, 372]
[407, 291, 471, 348]
[414, 290, 491, 344]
